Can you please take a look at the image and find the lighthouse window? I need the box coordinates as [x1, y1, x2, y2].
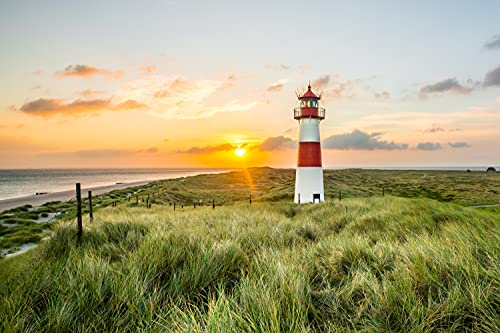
[303, 100, 317, 108]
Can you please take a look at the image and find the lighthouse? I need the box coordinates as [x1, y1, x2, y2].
[294, 84, 325, 204]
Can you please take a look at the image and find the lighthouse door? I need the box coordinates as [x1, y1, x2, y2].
[313, 193, 321, 203]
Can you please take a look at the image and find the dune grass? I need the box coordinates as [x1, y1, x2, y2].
[1, 196, 498, 332]
[2, 167, 500, 254]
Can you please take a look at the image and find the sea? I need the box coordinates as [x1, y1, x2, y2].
[0, 168, 228, 201]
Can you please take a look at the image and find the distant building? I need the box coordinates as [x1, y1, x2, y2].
[486, 167, 496, 172]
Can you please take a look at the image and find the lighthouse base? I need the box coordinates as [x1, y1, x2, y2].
[294, 167, 324, 204]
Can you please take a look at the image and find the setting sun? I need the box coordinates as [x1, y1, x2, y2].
[235, 148, 246, 157]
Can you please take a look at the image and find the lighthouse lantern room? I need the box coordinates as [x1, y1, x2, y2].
[294, 84, 325, 204]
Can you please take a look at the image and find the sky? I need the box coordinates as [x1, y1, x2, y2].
[1, 0, 499, 168]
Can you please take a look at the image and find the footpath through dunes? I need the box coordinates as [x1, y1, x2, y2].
[1, 197, 499, 332]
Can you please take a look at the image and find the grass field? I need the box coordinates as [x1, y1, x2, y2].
[0, 168, 499, 331]
[2, 167, 500, 254]
[1, 197, 499, 332]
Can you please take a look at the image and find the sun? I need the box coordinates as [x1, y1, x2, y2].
[235, 148, 246, 157]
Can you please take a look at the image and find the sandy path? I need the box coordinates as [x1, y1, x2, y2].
[0, 180, 151, 212]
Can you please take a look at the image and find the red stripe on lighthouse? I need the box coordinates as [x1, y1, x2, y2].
[299, 107, 319, 117]
[297, 142, 322, 167]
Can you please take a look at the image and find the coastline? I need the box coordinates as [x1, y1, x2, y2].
[0, 180, 152, 213]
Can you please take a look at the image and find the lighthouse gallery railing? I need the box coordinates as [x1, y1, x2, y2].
[294, 107, 325, 120]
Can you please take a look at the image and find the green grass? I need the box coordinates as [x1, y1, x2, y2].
[1, 196, 499, 332]
[4, 167, 499, 252]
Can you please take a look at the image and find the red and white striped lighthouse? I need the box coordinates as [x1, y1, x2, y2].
[294, 84, 325, 204]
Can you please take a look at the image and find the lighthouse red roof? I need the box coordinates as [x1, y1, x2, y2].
[299, 84, 320, 100]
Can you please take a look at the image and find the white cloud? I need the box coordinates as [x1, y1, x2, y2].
[114, 75, 257, 119]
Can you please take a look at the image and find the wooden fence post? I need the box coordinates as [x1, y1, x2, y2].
[339, 190, 342, 202]
[382, 187, 385, 196]
[88, 191, 93, 222]
[212, 199, 215, 210]
[136, 196, 138, 204]
[174, 202, 176, 211]
[76, 183, 82, 240]
[250, 194, 252, 204]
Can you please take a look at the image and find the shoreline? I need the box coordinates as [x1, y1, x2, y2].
[0, 180, 152, 213]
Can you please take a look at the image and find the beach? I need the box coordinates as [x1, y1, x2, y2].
[0, 180, 151, 212]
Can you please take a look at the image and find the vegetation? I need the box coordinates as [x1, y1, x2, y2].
[1, 197, 499, 332]
[0, 168, 499, 331]
[3, 167, 500, 253]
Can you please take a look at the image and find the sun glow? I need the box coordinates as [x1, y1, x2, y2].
[235, 148, 246, 157]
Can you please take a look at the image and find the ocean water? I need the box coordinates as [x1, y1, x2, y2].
[0, 168, 228, 200]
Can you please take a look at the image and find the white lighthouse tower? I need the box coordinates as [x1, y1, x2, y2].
[294, 84, 325, 204]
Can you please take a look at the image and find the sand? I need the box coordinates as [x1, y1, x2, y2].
[0, 180, 151, 213]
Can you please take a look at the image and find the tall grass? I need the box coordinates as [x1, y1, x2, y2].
[1, 197, 499, 332]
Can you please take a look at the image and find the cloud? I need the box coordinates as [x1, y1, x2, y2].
[79, 89, 103, 97]
[419, 78, 473, 97]
[415, 142, 442, 151]
[55, 64, 124, 78]
[114, 75, 256, 119]
[448, 142, 470, 148]
[259, 136, 297, 151]
[177, 143, 235, 154]
[374, 91, 390, 99]
[220, 74, 238, 90]
[154, 78, 195, 98]
[265, 64, 290, 71]
[266, 79, 287, 92]
[140, 65, 157, 74]
[323, 130, 408, 150]
[483, 65, 500, 87]
[484, 34, 500, 50]
[311, 75, 330, 89]
[327, 81, 356, 100]
[423, 125, 445, 133]
[32, 70, 44, 77]
[19, 98, 146, 117]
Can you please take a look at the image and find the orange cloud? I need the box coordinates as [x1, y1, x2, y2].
[79, 89, 103, 97]
[19, 98, 146, 117]
[114, 75, 256, 119]
[141, 65, 157, 74]
[55, 64, 124, 78]
[177, 143, 235, 154]
[266, 79, 287, 92]
[154, 78, 195, 98]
